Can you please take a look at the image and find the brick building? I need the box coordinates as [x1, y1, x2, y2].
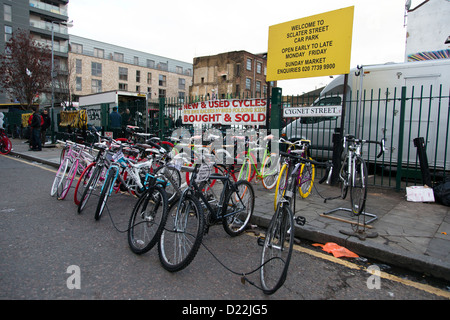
[190, 50, 276, 99]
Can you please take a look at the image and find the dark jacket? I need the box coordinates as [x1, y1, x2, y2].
[29, 113, 43, 129]
[41, 113, 51, 130]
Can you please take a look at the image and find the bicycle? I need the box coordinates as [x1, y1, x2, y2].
[274, 138, 315, 211]
[235, 134, 280, 189]
[94, 140, 174, 220]
[158, 156, 255, 272]
[259, 150, 332, 295]
[0, 128, 12, 155]
[50, 140, 95, 200]
[338, 135, 385, 216]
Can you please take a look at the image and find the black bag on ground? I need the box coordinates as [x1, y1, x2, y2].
[433, 177, 450, 206]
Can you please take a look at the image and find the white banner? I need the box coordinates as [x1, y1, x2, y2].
[182, 98, 267, 125]
[283, 105, 341, 118]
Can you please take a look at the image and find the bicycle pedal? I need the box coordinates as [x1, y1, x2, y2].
[295, 216, 306, 226]
[257, 236, 265, 246]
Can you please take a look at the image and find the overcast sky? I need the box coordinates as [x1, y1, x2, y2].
[68, 0, 410, 95]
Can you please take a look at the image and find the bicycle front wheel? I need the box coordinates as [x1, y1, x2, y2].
[155, 165, 181, 204]
[51, 158, 71, 197]
[59, 159, 78, 200]
[0, 136, 12, 155]
[78, 165, 103, 213]
[158, 194, 205, 272]
[261, 153, 279, 190]
[273, 163, 288, 211]
[95, 166, 117, 220]
[350, 156, 368, 215]
[74, 162, 95, 205]
[298, 160, 315, 198]
[260, 202, 294, 295]
[222, 180, 255, 236]
[128, 185, 168, 254]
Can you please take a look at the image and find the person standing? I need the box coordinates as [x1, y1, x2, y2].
[109, 106, 122, 129]
[40, 108, 51, 145]
[29, 107, 42, 151]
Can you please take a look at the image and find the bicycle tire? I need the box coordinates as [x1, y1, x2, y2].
[261, 153, 279, 190]
[0, 136, 12, 154]
[95, 166, 117, 220]
[350, 156, 368, 215]
[74, 162, 95, 205]
[158, 194, 205, 272]
[273, 163, 288, 211]
[260, 202, 294, 295]
[78, 164, 103, 213]
[155, 165, 181, 204]
[58, 159, 78, 200]
[298, 160, 315, 198]
[222, 180, 255, 236]
[51, 158, 71, 197]
[237, 157, 252, 181]
[128, 185, 169, 254]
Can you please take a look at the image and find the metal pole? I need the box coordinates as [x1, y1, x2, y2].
[51, 22, 55, 143]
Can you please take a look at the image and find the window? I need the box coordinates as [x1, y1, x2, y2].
[76, 77, 82, 91]
[147, 87, 151, 96]
[159, 62, 168, 71]
[91, 62, 102, 77]
[4, 4, 11, 22]
[118, 83, 128, 90]
[159, 75, 166, 86]
[147, 59, 155, 68]
[236, 64, 241, 76]
[134, 56, 139, 65]
[4, 25, 12, 42]
[176, 66, 183, 74]
[136, 70, 140, 82]
[178, 91, 185, 101]
[178, 78, 185, 90]
[91, 79, 102, 93]
[119, 67, 128, 81]
[136, 85, 140, 92]
[71, 43, 83, 54]
[256, 62, 262, 74]
[246, 78, 251, 90]
[159, 89, 166, 98]
[147, 72, 152, 84]
[94, 48, 104, 58]
[246, 58, 252, 71]
[256, 81, 261, 93]
[114, 52, 124, 62]
[75, 59, 82, 74]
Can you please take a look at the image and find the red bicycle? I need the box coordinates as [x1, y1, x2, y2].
[0, 128, 12, 155]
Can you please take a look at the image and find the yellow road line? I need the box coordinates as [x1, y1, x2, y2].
[292, 242, 450, 299]
[249, 232, 450, 299]
[2, 154, 57, 173]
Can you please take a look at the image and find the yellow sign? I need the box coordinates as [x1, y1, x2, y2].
[267, 6, 354, 81]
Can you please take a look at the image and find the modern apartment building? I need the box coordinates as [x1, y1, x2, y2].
[0, 0, 70, 104]
[69, 35, 193, 103]
[190, 50, 276, 99]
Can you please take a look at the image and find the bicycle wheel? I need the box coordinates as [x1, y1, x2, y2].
[155, 165, 181, 204]
[128, 185, 169, 254]
[350, 156, 368, 215]
[78, 165, 103, 213]
[340, 155, 349, 200]
[261, 153, 279, 190]
[95, 166, 117, 220]
[260, 202, 294, 295]
[0, 136, 12, 155]
[273, 163, 288, 211]
[58, 159, 78, 200]
[237, 157, 251, 181]
[51, 158, 71, 197]
[158, 194, 205, 272]
[298, 160, 315, 198]
[74, 162, 95, 205]
[222, 180, 255, 236]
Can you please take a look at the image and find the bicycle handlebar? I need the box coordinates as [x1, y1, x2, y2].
[343, 136, 385, 158]
[280, 151, 333, 185]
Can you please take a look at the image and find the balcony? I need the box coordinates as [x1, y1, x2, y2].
[29, 0, 68, 17]
[30, 20, 69, 35]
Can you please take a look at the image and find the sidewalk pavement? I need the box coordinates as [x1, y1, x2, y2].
[5, 138, 450, 283]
